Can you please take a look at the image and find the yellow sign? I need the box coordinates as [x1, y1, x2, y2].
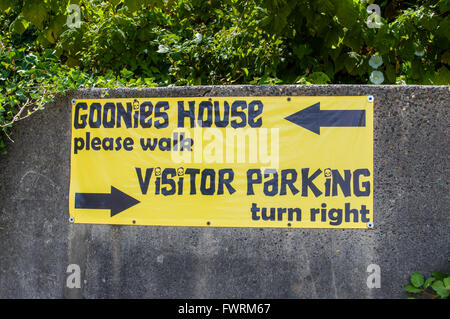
[69, 96, 373, 228]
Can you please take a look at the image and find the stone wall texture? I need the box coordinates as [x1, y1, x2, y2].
[0, 85, 448, 298]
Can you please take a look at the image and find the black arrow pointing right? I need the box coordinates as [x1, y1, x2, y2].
[75, 186, 140, 217]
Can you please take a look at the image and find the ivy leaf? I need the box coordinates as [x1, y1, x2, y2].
[45, 15, 67, 44]
[431, 280, 444, 291]
[335, 0, 358, 27]
[385, 63, 396, 83]
[431, 271, 448, 281]
[0, 0, 16, 11]
[431, 67, 450, 85]
[293, 44, 312, 60]
[21, 0, 48, 30]
[124, 0, 142, 12]
[440, 1, 450, 14]
[316, 0, 335, 15]
[442, 52, 450, 65]
[437, 17, 450, 40]
[443, 277, 450, 289]
[404, 285, 422, 293]
[431, 280, 450, 298]
[423, 277, 435, 289]
[307, 72, 331, 84]
[110, 0, 123, 6]
[9, 16, 30, 35]
[410, 271, 425, 288]
[120, 68, 134, 79]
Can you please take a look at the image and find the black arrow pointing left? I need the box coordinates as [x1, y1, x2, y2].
[75, 186, 140, 217]
[285, 102, 366, 135]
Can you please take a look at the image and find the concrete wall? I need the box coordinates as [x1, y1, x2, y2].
[0, 85, 448, 298]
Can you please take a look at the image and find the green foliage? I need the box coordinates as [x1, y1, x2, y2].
[0, 0, 449, 153]
[0, 32, 157, 149]
[260, 0, 450, 84]
[404, 262, 450, 299]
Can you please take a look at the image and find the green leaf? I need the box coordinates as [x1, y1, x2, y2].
[436, 289, 450, 298]
[405, 285, 422, 293]
[9, 16, 30, 35]
[307, 72, 331, 84]
[21, 0, 48, 30]
[443, 277, 450, 289]
[437, 17, 450, 40]
[410, 271, 425, 288]
[440, 0, 450, 13]
[431, 271, 448, 281]
[384, 63, 396, 83]
[110, 0, 123, 6]
[124, 0, 142, 12]
[442, 52, 450, 65]
[120, 68, 133, 79]
[431, 280, 444, 292]
[432, 281, 450, 299]
[0, 0, 16, 11]
[431, 67, 450, 85]
[423, 277, 435, 289]
[335, 0, 358, 27]
[293, 44, 312, 60]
